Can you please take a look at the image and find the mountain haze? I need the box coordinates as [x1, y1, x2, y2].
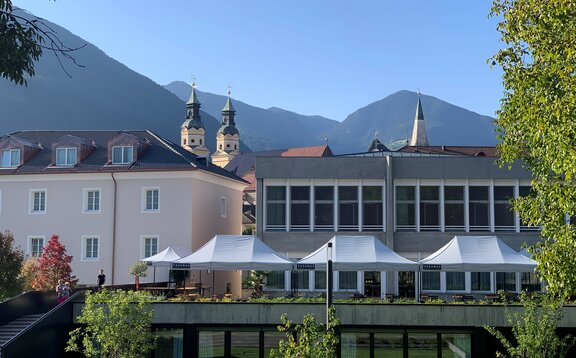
[164, 81, 339, 151]
[322, 90, 497, 153]
[0, 11, 250, 153]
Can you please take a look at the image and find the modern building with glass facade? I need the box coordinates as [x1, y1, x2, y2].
[254, 151, 541, 298]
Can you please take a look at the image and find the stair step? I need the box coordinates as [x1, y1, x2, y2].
[0, 313, 45, 348]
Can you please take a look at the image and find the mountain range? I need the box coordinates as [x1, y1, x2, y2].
[0, 10, 497, 155]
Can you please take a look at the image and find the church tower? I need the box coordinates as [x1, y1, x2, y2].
[181, 81, 209, 157]
[211, 89, 240, 168]
[409, 92, 429, 146]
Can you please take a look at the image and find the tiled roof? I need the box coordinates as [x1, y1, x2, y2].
[242, 171, 256, 191]
[0, 130, 246, 183]
[398, 145, 499, 157]
[225, 144, 332, 178]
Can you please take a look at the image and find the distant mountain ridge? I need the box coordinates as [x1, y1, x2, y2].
[0, 10, 497, 156]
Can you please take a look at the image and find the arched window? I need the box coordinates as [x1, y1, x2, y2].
[183, 139, 187, 145]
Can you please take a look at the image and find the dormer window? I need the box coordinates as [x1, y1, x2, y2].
[1, 149, 20, 168]
[112, 146, 134, 164]
[56, 147, 77, 166]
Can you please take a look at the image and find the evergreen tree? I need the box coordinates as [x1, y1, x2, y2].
[33, 234, 77, 291]
[0, 231, 24, 301]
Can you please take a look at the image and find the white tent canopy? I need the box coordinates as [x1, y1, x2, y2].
[140, 246, 193, 267]
[420, 236, 537, 272]
[171, 235, 294, 270]
[296, 236, 419, 271]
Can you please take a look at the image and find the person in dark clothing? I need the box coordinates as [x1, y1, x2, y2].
[97, 269, 106, 290]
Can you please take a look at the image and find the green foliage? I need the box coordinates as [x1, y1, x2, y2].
[129, 261, 148, 278]
[66, 289, 157, 358]
[19, 258, 38, 292]
[270, 306, 340, 358]
[242, 224, 255, 235]
[490, 0, 576, 298]
[484, 293, 575, 358]
[243, 270, 267, 297]
[0, 231, 24, 301]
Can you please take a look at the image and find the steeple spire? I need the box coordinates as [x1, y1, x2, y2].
[180, 79, 208, 157]
[185, 80, 202, 122]
[212, 86, 240, 168]
[409, 91, 429, 146]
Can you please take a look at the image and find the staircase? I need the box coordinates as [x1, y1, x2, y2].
[0, 313, 45, 356]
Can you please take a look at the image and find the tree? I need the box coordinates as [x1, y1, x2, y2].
[270, 306, 340, 358]
[33, 234, 77, 291]
[0, 0, 83, 85]
[484, 293, 575, 357]
[66, 289, 157, 358]
[129, 261, 148, 290]
[242, 270, 267, 297]
[490, 0, 576, 298]
[19, 257, 39, 292]
[0, 231, 24, 301]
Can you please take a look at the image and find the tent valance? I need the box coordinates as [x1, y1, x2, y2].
[171, 235, 294, 271]
[420, 236, 537, 272]
[296, 236, 418, 271]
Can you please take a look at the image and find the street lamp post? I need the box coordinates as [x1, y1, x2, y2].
[326, 242, 333, 325]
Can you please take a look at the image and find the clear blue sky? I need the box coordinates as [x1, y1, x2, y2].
[14, 0, 504, 121]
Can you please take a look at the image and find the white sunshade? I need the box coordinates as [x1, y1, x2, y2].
[140, 246, 193, 267]
[420, 236, 537, 272]
[171, 235, 294, 270]
[296, 236, 419, 271]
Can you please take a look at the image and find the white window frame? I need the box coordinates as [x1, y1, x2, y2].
[83, 188, 101, 214]
[1, 148, 20, 168]
[81, 235, 100, 262]
[27, 235, 45, 257]
[221, 196, 227, 218]
[141, 235, 159, 258]
[55, 147, 77, 166]
[29, 189, 47, 214]
[111, 145, 134, 165]
[142, 187, 160, 213]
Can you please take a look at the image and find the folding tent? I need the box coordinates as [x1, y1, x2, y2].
[171, 235, 294, 270]
[296, 235, 418, 271]
[141, 246, 193, 267]
[420, 236, 537, 272]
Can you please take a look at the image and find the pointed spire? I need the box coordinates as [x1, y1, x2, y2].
[409, 91, 429, 146]
[186, 80, 201, 107]
[222, 86, 236, 113]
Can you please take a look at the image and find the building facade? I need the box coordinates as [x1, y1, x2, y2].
[254, 152, 540, 297]
[0, 130, 246, 289]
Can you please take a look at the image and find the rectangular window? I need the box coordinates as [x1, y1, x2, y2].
[112, 146, 134, 165]
[1, 149, 20, 167]
[143, 236, 158, 258]
[83, 237, 99, 261]
[521, 272, 541, 292]
[30, 190, 46, 213]
[290, 186, 310, 231]
[422, 271, 440, 291]
[338, 271, 357, 290]
[266, 271, 285, 290]
[338, 186, 358, 231]
[362, 186, 383, 231]
[444, 186, 465, 231]
[144, 189, 159, 211]
[519, 186, 539, 231]
[29, 237, 44, 257]
[314, 186, 334, 231]
[266, 186, 286, 231]
[396, 186, 415, 231]
[293, 270, 309, 291]
[446, 272, 466, 291]
[494, 186, 515, 231]
[314, 271, 326, 290]
[420, 186, 440, 231]
[56, 147, 77, 166]
[85, 189, 101, 213]
[469, 186, 489, 231]
[496, 272, 516, 292]
[471, 272, 491, 291]
[220, 197, 227, 218]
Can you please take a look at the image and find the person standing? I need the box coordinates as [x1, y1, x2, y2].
[97, 269, 106, 290]
[56, 279, 67, 304]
